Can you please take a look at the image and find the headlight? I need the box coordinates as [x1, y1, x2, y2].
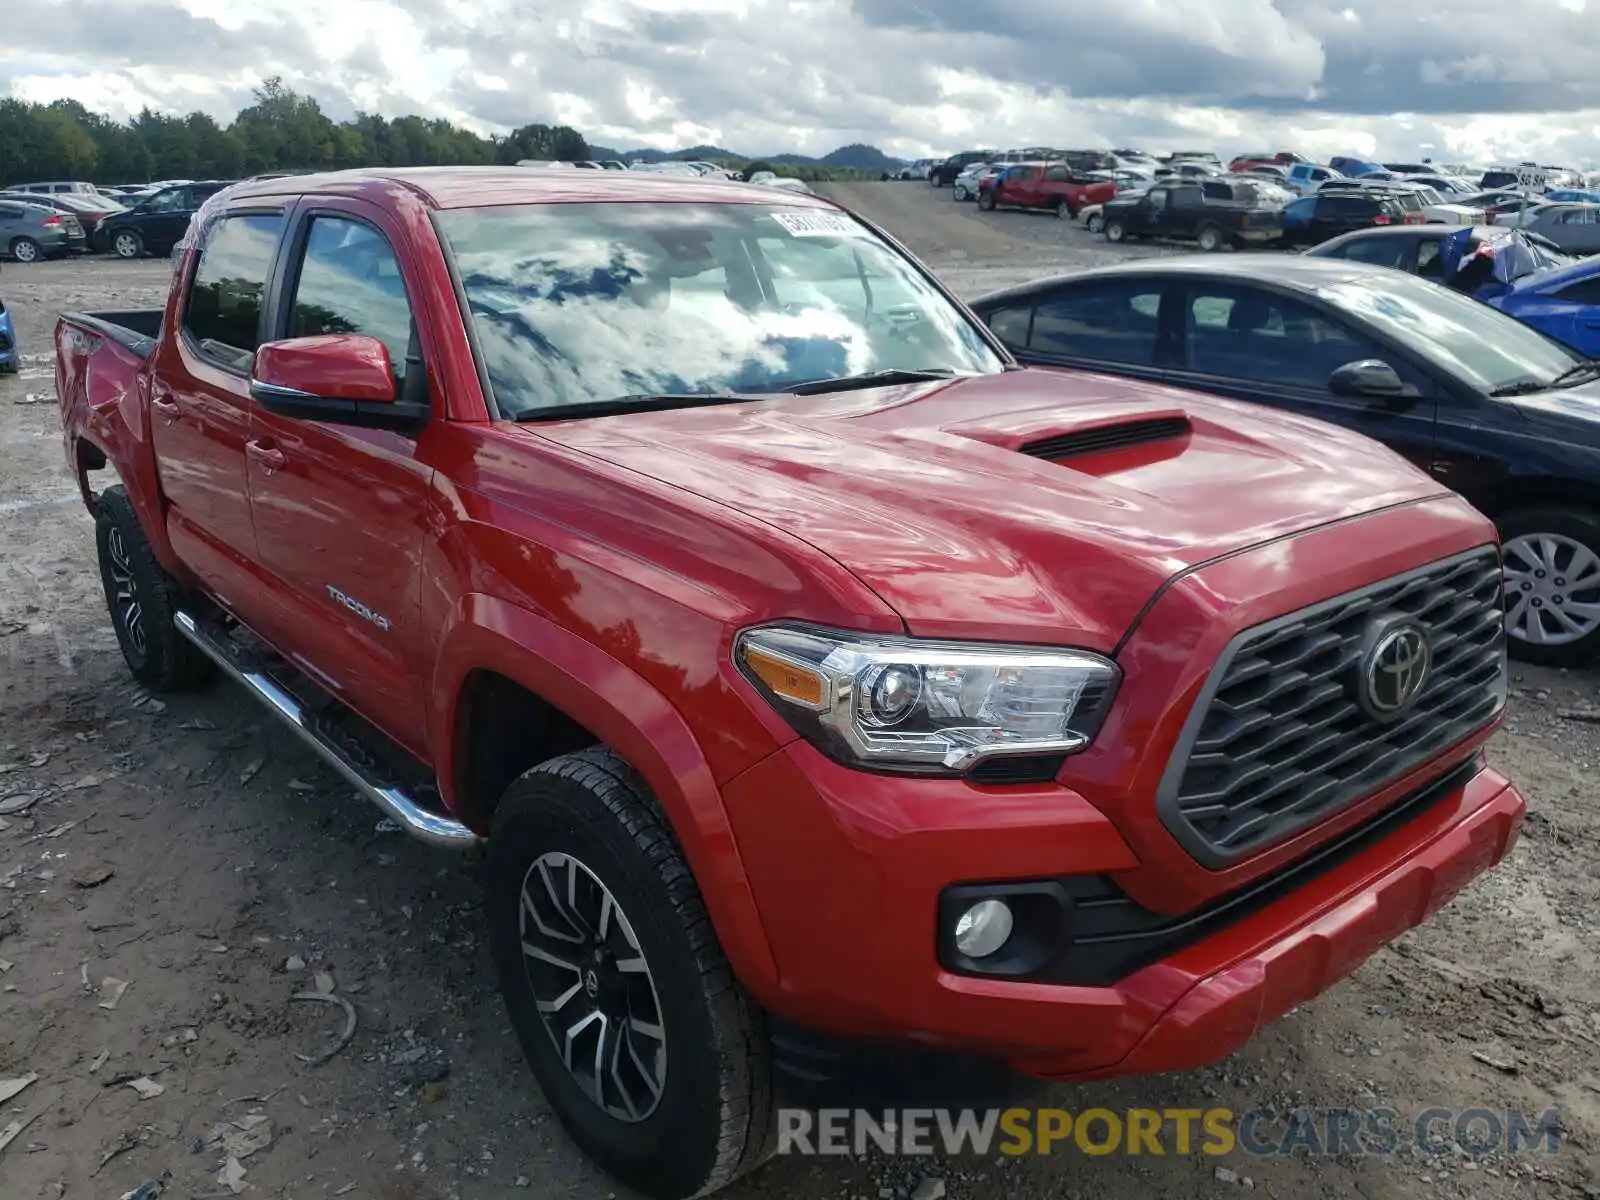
[733, 623, 1119, 776]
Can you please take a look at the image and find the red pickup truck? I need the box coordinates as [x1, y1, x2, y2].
[56, 169, 1524, 1197]
[977, 161, 1117, 218]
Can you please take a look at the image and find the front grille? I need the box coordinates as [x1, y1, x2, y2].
[1157, 547, 1505, 868]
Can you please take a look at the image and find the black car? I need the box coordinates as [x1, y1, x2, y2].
[968, 256, 1600, 665]
[96, 180, 234, 258]
[1278, 190, 1420, 247]
[930, 151, 994, 188]
[1102, 180, 1282, 251]
[1304, 223, 1570, 281]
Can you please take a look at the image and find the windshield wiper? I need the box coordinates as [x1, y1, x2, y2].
[1545, 360, 1600, 389]
[512, 393, 756, 422]
[777, 368, 957, 396]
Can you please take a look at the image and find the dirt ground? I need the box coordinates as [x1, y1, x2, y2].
[1, 183, 1599, 1200]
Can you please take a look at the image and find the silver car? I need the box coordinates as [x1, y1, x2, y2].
[0, 199, 85, 262]
[1511, 202, 1600, 255]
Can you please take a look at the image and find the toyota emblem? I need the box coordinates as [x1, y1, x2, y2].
[1359, 620, 1432, 718]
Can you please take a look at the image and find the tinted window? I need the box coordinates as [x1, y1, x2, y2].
[1044, 166, 1068, 182]
[1416, 239, 1445, 279]
[433, 203, 1003, 416]
[1317, 272, 1582, 393]
[1171, 187, 1202, 207]
[1317, 196, 1369, 217]
[1555, 279, 1600, 305]
[183, 213, 283, 364]
[1184, 286, 1395, 388]
[1329, 235, 1410, 268]
[984, 306, 1032, 347]
[1200, 181, 1231, 200]
[1146, 188, 1169, 207]
[1559, 207, 1600, 225]
[0, 204, 24, 220]
[287, 217, 415, 384]
[1024, 282, 1164, 363]
[144, 188, 191, 213]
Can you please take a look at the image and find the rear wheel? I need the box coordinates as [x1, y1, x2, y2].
[111, 230, 144, 259]
[487, 747, 774, 1199]
[9, 238, 40, 264]
[1499, 508, 1600, 666]
[1104, 219, 1126, 243]
[94, 486, 213, 692]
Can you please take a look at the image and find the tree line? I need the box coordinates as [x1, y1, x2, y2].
[0, 78, 591, 186]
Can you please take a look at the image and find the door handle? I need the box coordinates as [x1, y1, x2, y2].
[246, 440, 286, 472]
[151, 395, 180, 422]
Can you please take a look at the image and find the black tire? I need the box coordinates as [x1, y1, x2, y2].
[978, 191, 996, 211]
[1055, 199, 1072, 220]
[1104, 219, 1126, 243]
[1496, 507, 1600, 666]
[487, 747, 773, 1200]
[9, 238, 41, 264]
[110, 230, 144, 259]
[94, 486, 213, 692]
[1197, 223, 1225, 252]
[1085, 213, 1104, 233]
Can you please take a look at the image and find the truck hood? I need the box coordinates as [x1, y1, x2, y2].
[520, 370, 1449, 650]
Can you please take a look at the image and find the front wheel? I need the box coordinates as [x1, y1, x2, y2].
[1104, 219, 1126, 243]
[487, 747, 774, 1199]
[1197, 223, 1225, 252]
[111, 230, 144, 259]
[94, 486, 213, 692]
[1055, 199, 1072, 220]
[978, 191, 996, 211]
[9, 238, 41, 264]
[1499, 509, 1600, 665]
[1085, 212, 1104, 233]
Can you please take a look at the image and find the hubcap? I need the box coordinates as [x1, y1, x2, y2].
[519, 851, 667, 1123]
[116, 235, 137, 257]
[14, 241, 37, 263]
[1503, 532, 1600, 646]
[105, 526, 146, 658]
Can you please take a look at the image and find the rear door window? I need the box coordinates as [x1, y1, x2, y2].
[1024, 281, 1166, 364]
[182, 213, 285, 368]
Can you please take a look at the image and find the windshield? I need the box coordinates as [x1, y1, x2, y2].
[1317, 272, 1582, 393]
[435, 202, 1003, 417]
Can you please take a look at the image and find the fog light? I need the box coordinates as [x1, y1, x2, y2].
[953, 899, 1014, 958]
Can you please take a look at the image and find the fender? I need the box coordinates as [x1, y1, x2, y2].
[58, 322, 183, 575]
[429, 593, 782, 999]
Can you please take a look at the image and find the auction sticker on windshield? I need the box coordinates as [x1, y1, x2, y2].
[770, 211, 871, 237]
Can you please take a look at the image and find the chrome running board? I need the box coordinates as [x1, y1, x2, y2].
[174, 610, 479, 849]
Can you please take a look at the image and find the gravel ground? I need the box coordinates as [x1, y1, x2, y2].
[1, 188, 1598, 1200]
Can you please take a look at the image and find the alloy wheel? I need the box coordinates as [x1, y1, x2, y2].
[1503, 533, 1600, 647]
[105, 525, 147, 658]
[519, 851, 668, 1123]
[114, 234, 139, 258]
[12, 240, 38, 264]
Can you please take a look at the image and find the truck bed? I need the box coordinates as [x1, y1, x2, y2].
[64, 310, 163, 358]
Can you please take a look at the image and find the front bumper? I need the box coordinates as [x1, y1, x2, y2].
[722, 742, 1522, 1080]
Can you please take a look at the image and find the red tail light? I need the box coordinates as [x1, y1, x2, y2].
[1373, 214, 1392, 225]
[42, 215, 61, 227]
[1403, 213, 1425, 224]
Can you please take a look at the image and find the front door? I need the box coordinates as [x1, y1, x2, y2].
[1165, 281, 1439, 474]
[245, 201, 439, 754]
[150, 208, 286, 611]
[133, 186, 200, 253]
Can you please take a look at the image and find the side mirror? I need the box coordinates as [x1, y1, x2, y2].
[1329, 358, 1410, 399]
[250, 334, 428, 431]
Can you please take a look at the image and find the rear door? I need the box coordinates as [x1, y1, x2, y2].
[148, 206, 287, 612]
[1165, 280, 1439, 473]
[977, 276, 1178, 384]
[1041, 164, 1070, 210]
[1163, 185, 1204, 237]
[245, 200, 439, 753]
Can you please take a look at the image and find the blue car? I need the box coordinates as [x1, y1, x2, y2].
[1477, 252, 1600, 358]
[0, 294, 16, 374]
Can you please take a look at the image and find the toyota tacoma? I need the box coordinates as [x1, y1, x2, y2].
[55, 167, 1524, 1198]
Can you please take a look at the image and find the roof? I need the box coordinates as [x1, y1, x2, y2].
[970, 254, 1393, 306]
[221, 166, 835, 211]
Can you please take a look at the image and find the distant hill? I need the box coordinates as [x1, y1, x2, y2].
[587, 142, 905, 170]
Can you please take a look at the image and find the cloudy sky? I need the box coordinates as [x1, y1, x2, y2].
[5, 0, 1600, 164]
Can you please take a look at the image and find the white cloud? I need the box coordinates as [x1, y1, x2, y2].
[4, 0, 1600, 166]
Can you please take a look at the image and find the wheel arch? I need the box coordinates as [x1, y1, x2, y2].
[432, 596, 782, 998]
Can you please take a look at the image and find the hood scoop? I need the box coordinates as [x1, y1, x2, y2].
[1019, 415, 1192, 462]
